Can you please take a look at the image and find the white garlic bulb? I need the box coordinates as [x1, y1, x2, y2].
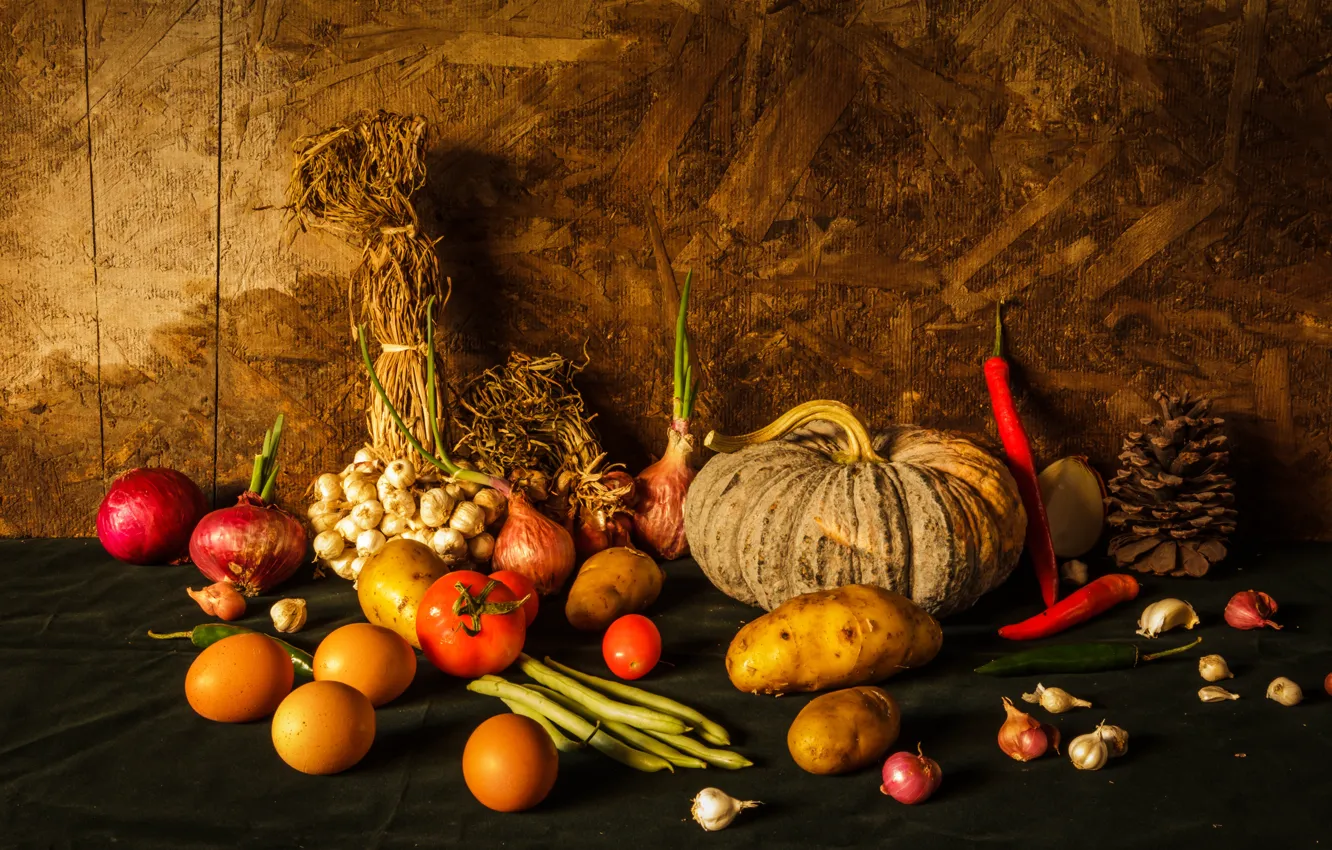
[350, 556, 367, 579]
[384, 458, 417, 491]
[327, 551, 358, 580]
[418, 488, 456, 528]
[315, 473, 342, 502]
[468, 532, 495, 562]
[356, 528, 387, 558]
[343, 475, 376, 504]
[445, 482, 467, 503]
[399, 529, 429, 546]
[449, 501, 486, 539]
[1136, 598, 1199, 638]
[354, 447, 375, 464]
[452, 463, 483, 498]
[307, 499, 345, 518]
[376, 474, 396, 503]
[383, 488, 416, 520]
[270, 598, 307, 633]
[310, 511, 346, 534]
[431, 528, 469, 564]
[334, 515, 362, 542]
[1266, 677, 1303, 706]
[351, 499, 385, 531]
[379, 513, 409, 537]
[313, 530, 345, 560]
[1097, 723, 1129, 758]
[472, 488, 507, 525]
[1068, 730, 1109, 771]
[691, 788, 759, 832]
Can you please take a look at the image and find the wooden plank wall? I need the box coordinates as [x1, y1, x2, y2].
[2, 0, 1331, 541]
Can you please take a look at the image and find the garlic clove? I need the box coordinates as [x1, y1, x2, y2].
[1135, 598, 1199, 638]
[1266, 677, 1303, 706]
[1198, 654, 1234, 682]
[1021, 683, 1092, 714]
[1198, 685, 1240, 703]
[690, 787, 759, 832]
[1067, 730, 1109, 771]
[270, 598, 308, 633]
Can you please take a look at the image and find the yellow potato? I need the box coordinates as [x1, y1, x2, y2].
[564, 547, 665, 631]
[356, 539, 449, 649]
[788, 686, 900, 775]
[726, 584, 942, 694]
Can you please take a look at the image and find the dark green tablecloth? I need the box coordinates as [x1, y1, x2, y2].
[2, 539, 1328, 848]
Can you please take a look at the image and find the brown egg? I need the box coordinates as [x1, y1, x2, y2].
[313, 623, 417, 707]
[185, 633, 294, 723]
[272, 681, 376, 775]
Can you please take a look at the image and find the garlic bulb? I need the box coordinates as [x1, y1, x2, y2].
[351, 499, 385, 531]
[468, 532, 495, 562]
[308, 499, 345, 518]
[354, 447, 375, 464]
[1266, 677, 1303, 706]
[270, 598, 307, 633]
[315, 473, 342, 502]
[1199, 685, 1240, 702]
[1136, 598, 1199, 638]
[383, 488, 416, 520]
[1199, 654, 1234, 682]
[473, 488, 507, 525]
[419, 488, 455, 528]
[1067, 730, 1109, 771]
[444, 481, 467, 503]
[452, 462, 483, 498]
[431, 528, 469, 564]
[350, 556, 367, 578]
[343, 475, 376, 504]
[327, 551, 358, 580]
[310, 511, 346, 534]
[379, 513, 409, 537]
[356, 528, 387, 558]
[449, 501, 486, 539]
[384, 458, 417, 491]
[690, 787, 759, 832]
[313, 530, 345, 560]
[334, 515, 362, 542]
[376, 474, 396, 503]
[400, 529, 429, 546]
[1021, 683, 1091, 714]
[1097, 723, 1129, 758]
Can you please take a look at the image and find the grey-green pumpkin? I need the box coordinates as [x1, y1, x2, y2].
[683, 400, 1027, 616]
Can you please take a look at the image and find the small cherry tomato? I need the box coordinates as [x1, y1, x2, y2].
[602, 614, 661, 680]
[489, 569, 539, 626]
[416, 570, 528, 677]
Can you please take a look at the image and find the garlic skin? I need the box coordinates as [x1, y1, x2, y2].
[350, 556, 367, 579]
[315, 473, 343, 502]
[690, 787, 759, 832]
[383, 458, 417, 491]
[1136, 598, 1199, 638]
[351, 499, 385, 531]
[1021, 683, 1092, 714]
[1097, 723, 1129, 758]
[313, 529, 345, 561]
[270, 598, 308, 633]
[1266, 677, 1303, 706]
[449, 501, 487, 539]
[1198, 654, 1234, 682]
[1199, 685, 1240, 702]
[1067, 730, 1109, 771]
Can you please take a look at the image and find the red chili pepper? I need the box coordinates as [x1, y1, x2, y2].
[998, 574, 1141, 640]
[984, 303, 1059, 607]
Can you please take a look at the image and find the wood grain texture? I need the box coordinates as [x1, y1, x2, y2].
[4, 0, 1332, 543]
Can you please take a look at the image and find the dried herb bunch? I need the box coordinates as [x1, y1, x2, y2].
[456, 352, 631, 523]
[287, 111, 445, 459]
[1105, 390, 1237, 576]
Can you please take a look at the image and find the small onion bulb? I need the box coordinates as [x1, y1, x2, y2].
[356, 529, 387, 558]
[418, 488, 455, 528]
[313, 530, 345, 560]
[431, 528, 469, 564]
[351, 499, 385, 531]
[384, 458, 417, 491]
[691, 787, 759, 832]
[315, 473, 342, 502]
[383, 488, 416, 520]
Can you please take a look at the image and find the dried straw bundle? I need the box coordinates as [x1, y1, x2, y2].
[287, 111, 444, 460]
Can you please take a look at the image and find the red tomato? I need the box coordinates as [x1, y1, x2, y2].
[602, 614, 661, 680]
[416, 570, 528, 677]
[489, 569, 539, 626]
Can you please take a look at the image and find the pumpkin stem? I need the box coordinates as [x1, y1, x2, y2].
[703, 400, 885, 463]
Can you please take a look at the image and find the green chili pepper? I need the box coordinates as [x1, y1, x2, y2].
[148, 624, 314, 683]
[974, 636, 1201, 676]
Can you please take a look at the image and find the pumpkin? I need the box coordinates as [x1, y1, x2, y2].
[683, 400, 1026, 616]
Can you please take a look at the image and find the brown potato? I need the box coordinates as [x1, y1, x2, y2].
[787, 686, 900, 775]
[564, 547, 665, 631]
[726, 585, 942, 695]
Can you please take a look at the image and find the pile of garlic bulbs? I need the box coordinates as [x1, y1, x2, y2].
[307, 449, 506, 584]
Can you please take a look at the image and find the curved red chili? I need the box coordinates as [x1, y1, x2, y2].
[998, 574, 1141, 640]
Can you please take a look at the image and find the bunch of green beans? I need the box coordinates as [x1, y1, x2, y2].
[465, 654, 750, 773]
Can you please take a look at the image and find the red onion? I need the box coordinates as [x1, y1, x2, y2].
[1224, 589, 1282, 630]
[190, 492, 306, 597]
[633, 423, 696, 560]
[493, 490, 576, 595]
[187, 581, 247, 620]
[880, 745, 942, 804]
[96, 468, 207, 565]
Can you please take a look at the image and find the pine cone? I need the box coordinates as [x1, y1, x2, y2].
[1105, 390, 1236, 577]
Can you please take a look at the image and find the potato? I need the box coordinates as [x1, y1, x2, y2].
[725, 584, 942, 694]
[357, 538, 449, 649]
[788, 686, 900, 775]
[564, 547, 665, 631]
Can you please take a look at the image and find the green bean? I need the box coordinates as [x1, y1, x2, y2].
[543, 656, 731, 746]
[499, 697, 583, 753]
[645, 729, 753, 770]
[517, 654, 689, 735]
[529, 686, 709, 770]
[466, 678, 673, 773]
